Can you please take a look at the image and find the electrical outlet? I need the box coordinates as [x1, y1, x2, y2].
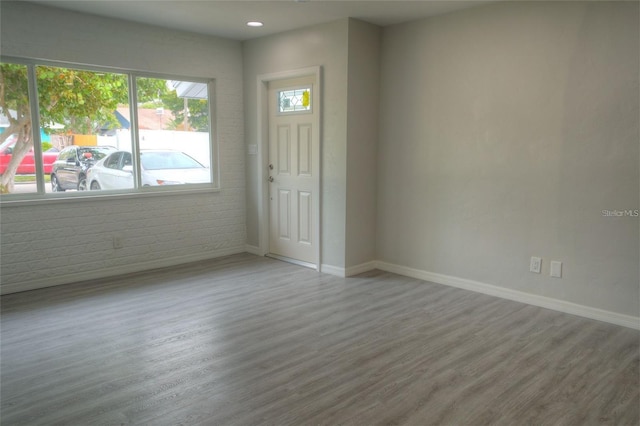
[112, 235, 123, 249]
[550, 261, 562, 278]
[530, 256, 542, 273]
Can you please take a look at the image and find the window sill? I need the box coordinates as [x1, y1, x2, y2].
[0, 185, 221, 208]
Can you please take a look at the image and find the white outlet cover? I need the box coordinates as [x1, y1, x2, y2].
[550, 261, 562, 278]
[113, 235, 123, 249]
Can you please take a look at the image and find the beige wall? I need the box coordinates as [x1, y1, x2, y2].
[377, 1, 639, 316]
[2, 1, 637, 320]
[345, 20, 381, 269]
[243, 18, 381, 271]
[243, 20, 350, 268]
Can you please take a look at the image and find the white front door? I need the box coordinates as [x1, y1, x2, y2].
[268, 76, 319, 265]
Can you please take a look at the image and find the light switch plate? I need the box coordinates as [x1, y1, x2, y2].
[530, 257, 542, 274]
[550, 261, 562, 278]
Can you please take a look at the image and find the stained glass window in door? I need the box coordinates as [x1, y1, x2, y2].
[278, 87, 311, 113]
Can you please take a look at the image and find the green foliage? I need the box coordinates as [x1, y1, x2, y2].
[164, 97, 210, 132]
[35, 66, 130, 134]
[138, 77, 209, 132]
[1, 64, 211, 137]
[41, 141, 53, 151]
[0, 63, 30, 133]
[136, 77, 167, 102]
[0, 64, 133, 136]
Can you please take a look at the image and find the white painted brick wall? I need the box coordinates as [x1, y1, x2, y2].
[0, 2, 247, 293]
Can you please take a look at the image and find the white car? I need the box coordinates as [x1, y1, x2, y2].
[87, 150, 210, 190]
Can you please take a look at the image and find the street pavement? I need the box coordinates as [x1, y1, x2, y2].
[11, 183, 52, 194]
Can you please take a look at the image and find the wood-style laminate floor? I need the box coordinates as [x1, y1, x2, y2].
[1, 253, 638, 425]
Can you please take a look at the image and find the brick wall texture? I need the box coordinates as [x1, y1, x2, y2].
[0, 3, 247, 293]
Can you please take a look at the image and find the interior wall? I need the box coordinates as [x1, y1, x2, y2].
[377, 1, 639, 316]
[345, 20, 381, 269]
[243, 19, 349, 268]
[0, 2, 246, 293]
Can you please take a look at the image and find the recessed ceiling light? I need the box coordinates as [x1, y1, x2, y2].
[246, 21, 264, 27]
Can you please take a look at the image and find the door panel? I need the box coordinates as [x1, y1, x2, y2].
[298, 190, 312, 244]
[297, 124, 312, 177]
[277, 125, 291, 175]
[278, 189, 291, 240]
[268, 76, 318, 264]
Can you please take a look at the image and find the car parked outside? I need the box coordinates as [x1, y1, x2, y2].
[87, 150, 210, 190]
[0, 135, 60, 175]
[50, 145, 116, 191]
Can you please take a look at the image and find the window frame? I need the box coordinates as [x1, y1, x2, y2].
[0, 56, 219, 204]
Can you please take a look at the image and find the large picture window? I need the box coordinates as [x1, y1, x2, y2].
[0, 59, 215, 198]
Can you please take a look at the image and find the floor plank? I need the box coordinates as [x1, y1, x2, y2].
[1, 253, 638, 425]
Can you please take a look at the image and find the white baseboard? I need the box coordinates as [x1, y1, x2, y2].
[321, 261, 377, 278]
[5, 250, 637, 330]
[1, 246, 246, 295]
[321, 264, 346, 277]
[375, 261, 640, 331]
[345, 261, 377, 277]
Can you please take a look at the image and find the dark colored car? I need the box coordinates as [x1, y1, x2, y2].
[50, 145, 116, 191]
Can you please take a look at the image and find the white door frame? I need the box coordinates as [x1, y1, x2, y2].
[256, 66, 322, 270]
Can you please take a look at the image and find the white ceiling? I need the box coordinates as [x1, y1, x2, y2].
[24, 0, 491, 41]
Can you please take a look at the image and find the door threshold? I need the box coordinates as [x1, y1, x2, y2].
[266, 254, 317, 270]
